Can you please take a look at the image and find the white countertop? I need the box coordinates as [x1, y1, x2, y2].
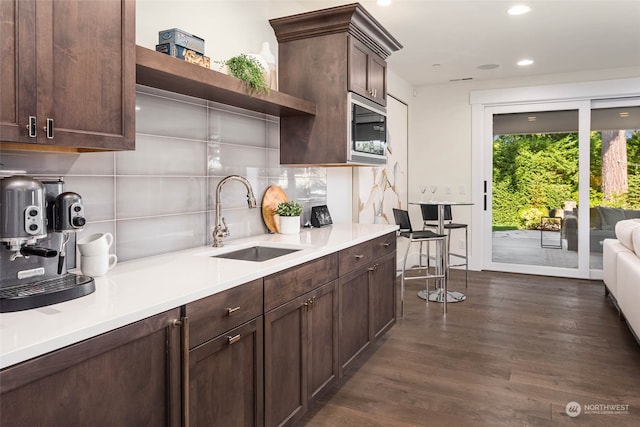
[0, 223, 397, 369]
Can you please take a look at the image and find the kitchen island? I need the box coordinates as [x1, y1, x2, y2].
[0, 223, 397, 427]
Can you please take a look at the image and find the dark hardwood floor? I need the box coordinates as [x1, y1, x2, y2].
[298, 270, 640, 426]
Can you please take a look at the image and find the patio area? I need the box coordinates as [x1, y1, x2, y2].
[492, 229, 603, 270]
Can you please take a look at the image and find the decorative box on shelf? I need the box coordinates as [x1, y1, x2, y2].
[155, 43, 211, 69]
[158, 28, 205, 54]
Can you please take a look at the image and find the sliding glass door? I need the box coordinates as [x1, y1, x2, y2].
[488, 102, 588, 277]
[589, 102, 640, 269]
[485, 99, 640, 278]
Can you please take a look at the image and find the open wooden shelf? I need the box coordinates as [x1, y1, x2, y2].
[135, 45, 316, 117]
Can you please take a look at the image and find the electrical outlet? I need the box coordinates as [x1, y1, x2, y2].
[458, 185, 465, 195]
[445, 186, 452, 195]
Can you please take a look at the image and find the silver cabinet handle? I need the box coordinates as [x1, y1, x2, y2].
[172, 316, 189, 427]
[44, 118, 54, 139]
[354, 254, 364, 259]
[228, 334, 241, 345]
[227, 306, 240, 316]
[26, 116, 37, 137]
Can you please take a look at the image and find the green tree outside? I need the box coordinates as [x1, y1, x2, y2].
[492, 130, 640, 229]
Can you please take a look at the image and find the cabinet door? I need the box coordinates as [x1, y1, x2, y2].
[0, 308, 182, 427]
[348, 37, 387, 106]
[1, 0, 135, 150]
[369, 54, 387, 106]
[0, 0, 36, 143]
[265, 281, 338, 427]
[338, 267, 370, 374]
[348, 37, 370, 100]
[370, 252, 397, 339]
[307, 280, 339, 400]
[36, 0, 135, 149]
[189, 317, 264, 427]
[265, 293, 307, 427]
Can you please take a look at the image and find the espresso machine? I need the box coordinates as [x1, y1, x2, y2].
[0, 175, 95, 312]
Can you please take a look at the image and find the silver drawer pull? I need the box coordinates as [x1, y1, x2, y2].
[227, 306, 240, 316]
[354, 254, 364, 259]
[26, 116, 37, 137]
[228, 334, 241, 345]
[44, 118, 54, 139]
[381, 242, 390, 247]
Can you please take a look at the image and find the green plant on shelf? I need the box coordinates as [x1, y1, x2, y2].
[218, 54, 269, 96]
[275, 200, 303, 217]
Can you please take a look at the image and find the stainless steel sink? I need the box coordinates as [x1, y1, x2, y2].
[212, 246, 301, 262]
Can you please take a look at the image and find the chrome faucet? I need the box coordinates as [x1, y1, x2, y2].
[213, 175, 258, 247]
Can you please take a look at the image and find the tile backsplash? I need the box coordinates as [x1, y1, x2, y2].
[0, 85, 327, 262]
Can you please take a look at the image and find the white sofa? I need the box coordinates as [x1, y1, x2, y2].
[603, 218, 640, 342]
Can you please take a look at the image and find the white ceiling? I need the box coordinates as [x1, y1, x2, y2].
[277, 0, 640, 87]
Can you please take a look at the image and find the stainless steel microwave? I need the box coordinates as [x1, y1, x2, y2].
[347, 92, 387, 165]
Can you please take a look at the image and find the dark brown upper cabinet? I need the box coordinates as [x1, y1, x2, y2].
[349, 37, 388, 106]
[270, 3, 402, 166]
[0, 0, 135, 152]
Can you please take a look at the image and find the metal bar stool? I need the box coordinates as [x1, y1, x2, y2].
[392, 208, 449, 316]
[421, 204, 468, 288]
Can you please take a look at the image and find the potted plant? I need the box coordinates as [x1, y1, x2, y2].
[218, 53, 269, 96]
[275, 200, 303, 234]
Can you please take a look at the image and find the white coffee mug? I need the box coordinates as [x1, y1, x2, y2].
[77, 233, 113, 256]
[81, 253, 117, 277]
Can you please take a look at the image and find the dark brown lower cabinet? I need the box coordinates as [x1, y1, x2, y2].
[338, 267, 371, 374]
[264, 280, 338, 427]
[339, 233, 397, 375]
[370, 252, 397, 339]
[0, 308, 183, 427]
[189, 317, 264, 427]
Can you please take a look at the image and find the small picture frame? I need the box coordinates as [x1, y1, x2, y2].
[311, 205, 332, 227]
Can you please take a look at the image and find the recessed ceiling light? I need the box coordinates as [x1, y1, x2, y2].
[377, 0, 392, 6]
[508, 5, 531, 15]
[517, 59, 534, 66]
[478, 63, 500, 70]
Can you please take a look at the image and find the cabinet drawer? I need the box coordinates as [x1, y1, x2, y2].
[339, 240, 373, 275]
[372, 232, 396, 259]
[187, 278, 263, 349]
[264, 253, 338, 312]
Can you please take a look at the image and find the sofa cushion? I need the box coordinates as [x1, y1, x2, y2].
[603, 239, 630, 297]
[615, 219, 640, 251]
[633, 224, 640, 257]
[598, 206, 625, 230]
[617, 252, 640, 338]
